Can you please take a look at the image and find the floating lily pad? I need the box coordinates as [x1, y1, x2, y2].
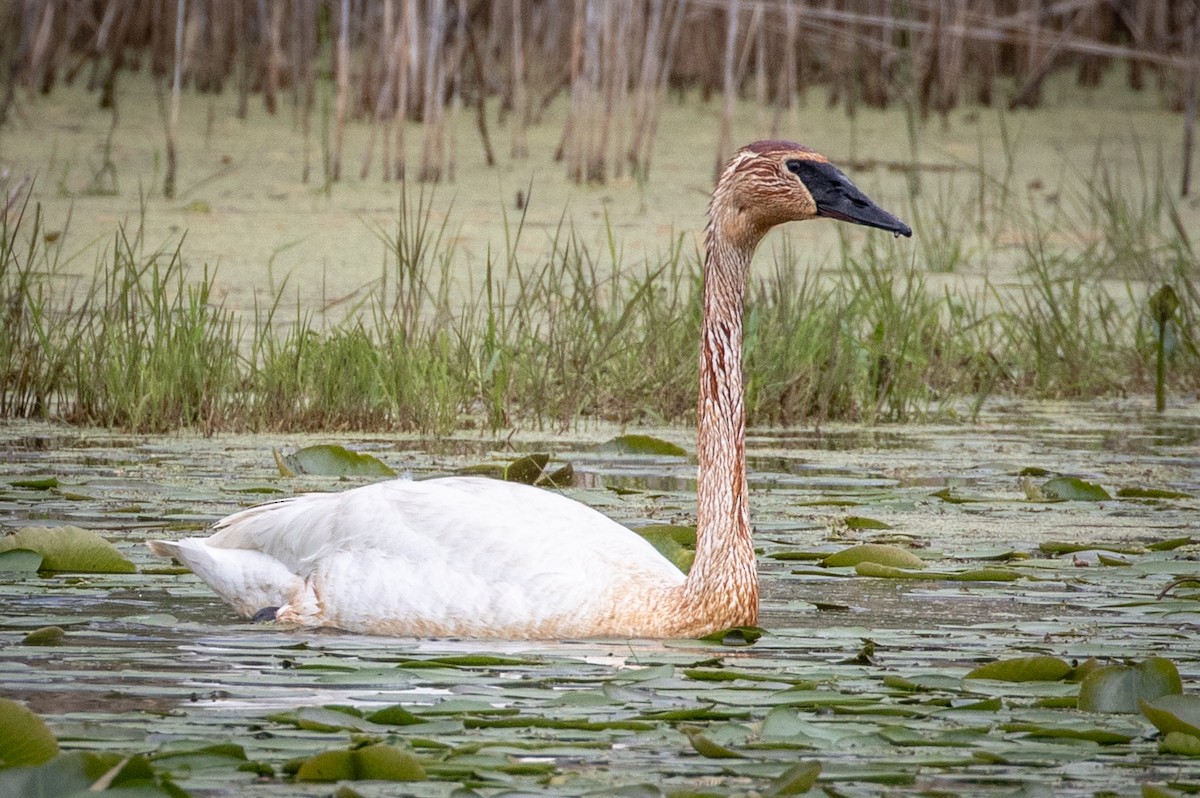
[1148, 537, 1193, 551]
[966, 656, 1072, 682]
[823, 543, 925, 569]
[1140, 695, 1200, 738]
[275, 444, 396, 477]
[365, 705, 423, 726]
[764, 761, 821, 795]
[1039, 477, 1111, 502]
[0, 549, 43, 573]
[1160, 732, 1200, 757]
[1079, 658, 1182, 713]
[21, 626, 65, 646]
[0, 752, 172, 798]
[1118, 487, 1193, 499]
[844, 516, 892, 530]
[8, 476, 58, 490]
[0, 699, 58, 768]
[460, 453, 574, 487]
[599, 434, 687, 457]
[698, 626, 764, 646]
[293, 743, 425, 782]
[635, 524, 696, 573]
[854, 562, 1020, 582]
[0, 527, 134, 573]
[1001, 720, 1135, 745]
[680, 726, 742, 758]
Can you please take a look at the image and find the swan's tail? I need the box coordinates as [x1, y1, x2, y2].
[147, 538, 303, 619]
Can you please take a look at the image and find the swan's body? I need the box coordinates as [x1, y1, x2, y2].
[151, 477, 689, 637]
[150, 140, 911, 638]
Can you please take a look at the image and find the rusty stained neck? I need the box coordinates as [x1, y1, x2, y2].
[679, 212, 759, 630]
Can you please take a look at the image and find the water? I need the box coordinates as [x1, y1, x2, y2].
[1, 400, 1198, 796]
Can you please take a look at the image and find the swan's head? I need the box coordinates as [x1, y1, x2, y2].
[709, 140, 912, 252]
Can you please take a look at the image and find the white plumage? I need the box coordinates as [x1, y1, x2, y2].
[150, 476, 683, 637]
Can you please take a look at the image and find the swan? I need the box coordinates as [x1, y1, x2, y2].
[149, 140, 911, 638]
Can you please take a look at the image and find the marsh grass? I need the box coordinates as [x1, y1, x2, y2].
[1, 143, 1197, 434]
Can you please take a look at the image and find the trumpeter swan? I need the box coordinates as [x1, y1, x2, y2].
[149, 140, 911, 638]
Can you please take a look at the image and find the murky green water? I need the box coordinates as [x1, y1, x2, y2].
[2, 401, 1199, 796]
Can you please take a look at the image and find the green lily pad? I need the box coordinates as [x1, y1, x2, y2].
[1039, 540, 1142, 556]
[0, 548, 43, 573]
[635, 524, 696, 573]
[680, 726, 742, 758]
[1001, 720, 1135, 745]
[1148, 537, 1193, 551]
[823, 543, 925, 569]
[966, 656, 1072, 682]
[765, 761, 822, 795]
[21, 626, 65, 646]
[8, 476, 58, 490]
[698, 626, 764, 646]
[0, 527, 134, 573]
[1140, 695, 1200, 738]
[295, 743, 425, 782]
[599, 434, 687, 457]
[844, 516, 892, 530]
[460, 453, 573, 487]
[1039, 477, 1111, 502]
[0, 751, 182, 798]
[0, 699, 59, 768]
[364, 705, 423, 726]
[504, 453, 553, 485]
[1160, 731, 1200, 756]
[1118, 487, 1193, 499]
[1079, 658, 1182, 713]
[275, 444, 396, 477]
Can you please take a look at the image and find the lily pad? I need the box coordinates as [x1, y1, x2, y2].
[1118, 487, 1193, 499]
[1039, 477, 1111, 502]
[1148, 537, 1193, 551]
[8, 476, 58, 490]
[765, 761, 822, 795]
[0, 752, 182, 798]
[21, 626, 65, 646]
[275, 444, 396, 477]
[1140, 695, 1200, 738]
[698, 626, 764, 646]
[844, 516, 892, 530]
[1079, 658, 1182, 713]
[635, 524, 695, 573]
[460, 453, 573, 487]
[966, 656, 1072, 682]
[1001, 720, 1135, 745]
[364, 705, 423, 726]
[1160, 732, 1200, 756]
[680, 726, 742, 758]
[0, 549, 43, 573]
[0, 527, 134, 573]
[294, 743, 425, 782]
[0, 699, 59, 768]
[823, 543, 925, 569]
[599, 434, 687, 457]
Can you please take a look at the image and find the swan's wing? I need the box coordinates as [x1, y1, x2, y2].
[151, 476, 683, 636]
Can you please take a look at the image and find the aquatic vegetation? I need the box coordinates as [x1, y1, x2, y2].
[2, 407, 1199, 795]
[1, 147, 1197, 435]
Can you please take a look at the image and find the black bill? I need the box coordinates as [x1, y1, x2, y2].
[787, 159, 913, 237]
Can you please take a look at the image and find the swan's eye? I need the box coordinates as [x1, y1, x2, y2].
[785, 159, 804, 176]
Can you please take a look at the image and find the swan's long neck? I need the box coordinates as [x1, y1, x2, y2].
[678, 210, 760, 630]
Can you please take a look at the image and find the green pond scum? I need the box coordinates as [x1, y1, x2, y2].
[0, 404, 1198, 796]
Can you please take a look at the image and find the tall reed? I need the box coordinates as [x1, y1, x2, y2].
[1, 145, 1196, 435]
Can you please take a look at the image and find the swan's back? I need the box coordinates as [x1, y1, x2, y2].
[150, 476, 684, 637]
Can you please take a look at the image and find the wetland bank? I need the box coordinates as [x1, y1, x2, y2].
[3, 2, 1200, 796]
